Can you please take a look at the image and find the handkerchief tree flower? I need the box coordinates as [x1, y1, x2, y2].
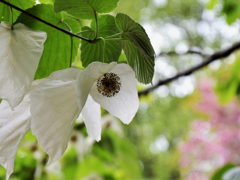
[0, 22, 47, 109]
[30, 62, 139, 164]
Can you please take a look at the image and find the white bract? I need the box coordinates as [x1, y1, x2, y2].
[0, 80, 43, 180]
[0, 22, 47, 109]
[30, 62, 139, 164]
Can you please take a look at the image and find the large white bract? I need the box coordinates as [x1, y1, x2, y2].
[30, 62, 139, 164]
[0, 22, 47, 109]
[0, 80, 43, 180]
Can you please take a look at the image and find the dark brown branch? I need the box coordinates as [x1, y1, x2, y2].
[0, 0, 93, 43]
[159, 50, 208, 57]
[138, 42, 240, 96]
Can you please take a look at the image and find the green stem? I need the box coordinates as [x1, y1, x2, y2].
[7, 0, 13, 29]
[104, 32, 123, 39]
[61, 21, 72, 32]
[76, 30, 92, 35]
[103, 38, 106, 63]
[69, 36, 73, 67]
[60, 21, 73, 67]
[93, 10, 98, 40]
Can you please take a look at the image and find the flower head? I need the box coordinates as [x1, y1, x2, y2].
[97, 72, 121, 97]
[30, 62, 139, 164]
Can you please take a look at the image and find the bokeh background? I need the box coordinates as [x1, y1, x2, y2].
[1, 0, 240, 179]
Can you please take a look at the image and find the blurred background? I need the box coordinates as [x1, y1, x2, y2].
[1, 0, 240, 179]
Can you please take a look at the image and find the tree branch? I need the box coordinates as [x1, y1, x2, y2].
[158, 49, 208, 57]
[0, 0, 93, 43]
[138, 42, 240, 96]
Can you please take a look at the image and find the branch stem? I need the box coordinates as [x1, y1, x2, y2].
[93, 10, 98, 40]
[0, 0, 92, 43]
[138, 42, 240, 96]
[69, 36, 73, 67]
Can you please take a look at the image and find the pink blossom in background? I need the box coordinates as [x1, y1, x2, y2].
[179, 80, 240, 180]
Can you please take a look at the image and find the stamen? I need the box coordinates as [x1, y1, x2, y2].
[97, 73, 121, 97]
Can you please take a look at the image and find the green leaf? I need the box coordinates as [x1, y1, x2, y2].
[0, 0, 35, 23]
[16, 4, 81, 79]
[222, 0, 240, 24]
[122, 39, 154, 84]
[114, 13, 155, 84]
[39, 0, 54, 4]
[115, 13, 155, 59]
[211, 164, 236, 180]
[80, 15, 122, 67]
[54, 0, 120, 20]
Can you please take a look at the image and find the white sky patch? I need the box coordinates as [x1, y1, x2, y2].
[36, 0, 40, 4]
[142, 23, 163, 55]
[153, 0, 168, 8]
[202, 9, 215, 21]
[154, 85, 169, 98]
[150, 135, 169, 154]
[209, 60, 221, 70]
[197, 21, 210, 37]
[175, 42, 189, 54]
[224, 54, 235, 64]
[155, 58, 177, 78]
[170, 76, 195, 98]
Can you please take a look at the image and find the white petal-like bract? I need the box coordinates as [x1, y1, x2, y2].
[30, 69, 81, 164]
[0, 80, 43, 180]
[0, 22, 47, 109]
[82, 95, 101, 141]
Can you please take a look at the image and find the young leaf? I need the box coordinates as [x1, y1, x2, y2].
[81, 15, 122, 67]
[114, 13, 155, 84]
[0, 0, 35, 23]
[16, 4, 81, 79]
[115, 13, 155, 59]
[54, 0, 120, 20]
[122, 40, 154, 84]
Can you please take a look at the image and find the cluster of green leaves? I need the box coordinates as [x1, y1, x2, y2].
[0, 0, 155, 84]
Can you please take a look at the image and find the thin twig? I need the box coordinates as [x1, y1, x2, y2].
[158, 50, 208, 57]
[138, 42, 240, 96]
[0, 0, 92, 43]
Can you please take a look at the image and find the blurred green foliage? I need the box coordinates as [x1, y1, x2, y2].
[216, 54, 240, 104]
